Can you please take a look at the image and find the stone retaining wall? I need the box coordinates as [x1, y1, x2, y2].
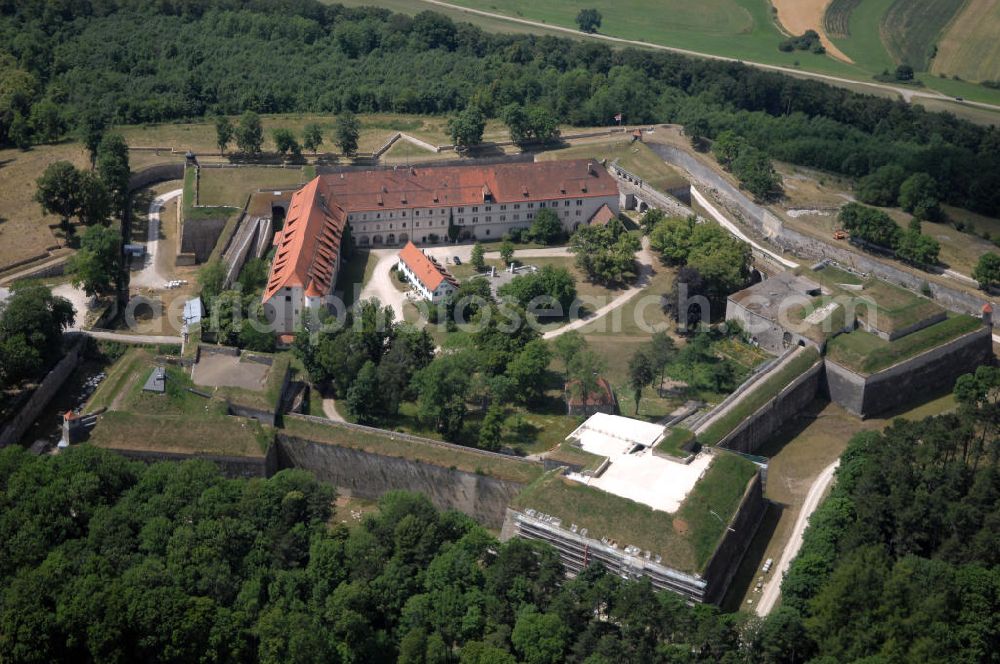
[104, 446, 276, 479]
[824, 326, 993, 417]
[700, 468, 768, 604]
[274, 434, 526, 528]
[715, 357, 824, 454]
[0, 339, 84, 447]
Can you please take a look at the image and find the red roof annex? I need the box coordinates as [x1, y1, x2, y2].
[398, 241, 457, 292]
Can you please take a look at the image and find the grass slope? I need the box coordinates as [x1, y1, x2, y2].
[698, 348, 821, 447]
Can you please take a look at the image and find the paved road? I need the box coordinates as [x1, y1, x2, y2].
[756, 459, 840, 616]
[417, 0, 1000, 116]
[690, 186, 799, 269]
[131, 188, 183, 289]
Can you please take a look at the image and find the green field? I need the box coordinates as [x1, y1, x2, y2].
[88, 360, 271, 458]
[417, 0, 864, 76]
[824, 0, 861, 38]
[331, 0, 1000, 108]
[197, 167, 309, 207]
[830, 0, 897, 73]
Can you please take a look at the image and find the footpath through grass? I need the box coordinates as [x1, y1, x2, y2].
[698, 347, 821, 447]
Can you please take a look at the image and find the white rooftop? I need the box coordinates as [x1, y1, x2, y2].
[565, 412, 711, 513]
[567, 412, 666, 449]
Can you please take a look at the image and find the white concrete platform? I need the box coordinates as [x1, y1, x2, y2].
[565, 412, 712, 513]
[568, 449, 712, 513]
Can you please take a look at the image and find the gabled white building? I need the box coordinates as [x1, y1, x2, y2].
[397, 241, 458, 303]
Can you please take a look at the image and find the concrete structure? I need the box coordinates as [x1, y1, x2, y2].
[725, 272, 826, 354]
[503, 464, 768, 604]
[397, 241, 458, 302]
[824, 326, 993, 417]
[262, 160, 620, 334]
[183, 297, 204, 326]
[564, 413, 713, 513]
[725, 270, 995, 418]
[143, 367, 166, 393]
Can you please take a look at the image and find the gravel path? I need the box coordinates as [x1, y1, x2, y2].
[131, 188, 183, 289]
[756, 459, 840, 616]
[322, 398, 346, 422]
[543, 238, 655, 339]
[357, 249, 408, 321]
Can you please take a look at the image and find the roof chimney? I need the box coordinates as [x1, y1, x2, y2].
[410, 166, 417, 176]
[587, 161, 595, 175]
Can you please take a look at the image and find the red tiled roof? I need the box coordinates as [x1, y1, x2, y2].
[398, 241, 457, 292]
[588, 204, 616, 226]
[263, 178, 347, 302]
[319, 159, 617, 212]
[263, 160, 619, 307]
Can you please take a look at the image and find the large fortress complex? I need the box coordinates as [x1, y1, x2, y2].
[262, 159, 620, 333]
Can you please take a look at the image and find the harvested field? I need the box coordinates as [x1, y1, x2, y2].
[773, 0, 854, 62]
[931, 0, 1000, 82]
[880, 0, 966, 71]
[823, 0, 861, 38]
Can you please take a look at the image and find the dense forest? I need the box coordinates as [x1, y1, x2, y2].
[0, 445, 790, 664]
[1, 0, 999, 217]
[780, 366, 1000, 662]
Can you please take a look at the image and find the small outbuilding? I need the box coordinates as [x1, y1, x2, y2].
[142, 366, 166, 394]
[565, 377, 616, 416]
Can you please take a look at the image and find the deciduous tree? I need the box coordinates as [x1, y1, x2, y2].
[335, 111, 360, 156]
[69, 224, 121, 297]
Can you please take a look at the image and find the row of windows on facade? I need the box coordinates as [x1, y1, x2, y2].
[353, 208, 584, 233]
[347, 199, 586, 223]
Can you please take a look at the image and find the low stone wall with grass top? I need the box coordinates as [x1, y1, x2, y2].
[696, 347, 823, 451]
[277, 415, 542, 528]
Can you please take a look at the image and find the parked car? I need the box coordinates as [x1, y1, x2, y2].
[453, 256, 462, 265]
